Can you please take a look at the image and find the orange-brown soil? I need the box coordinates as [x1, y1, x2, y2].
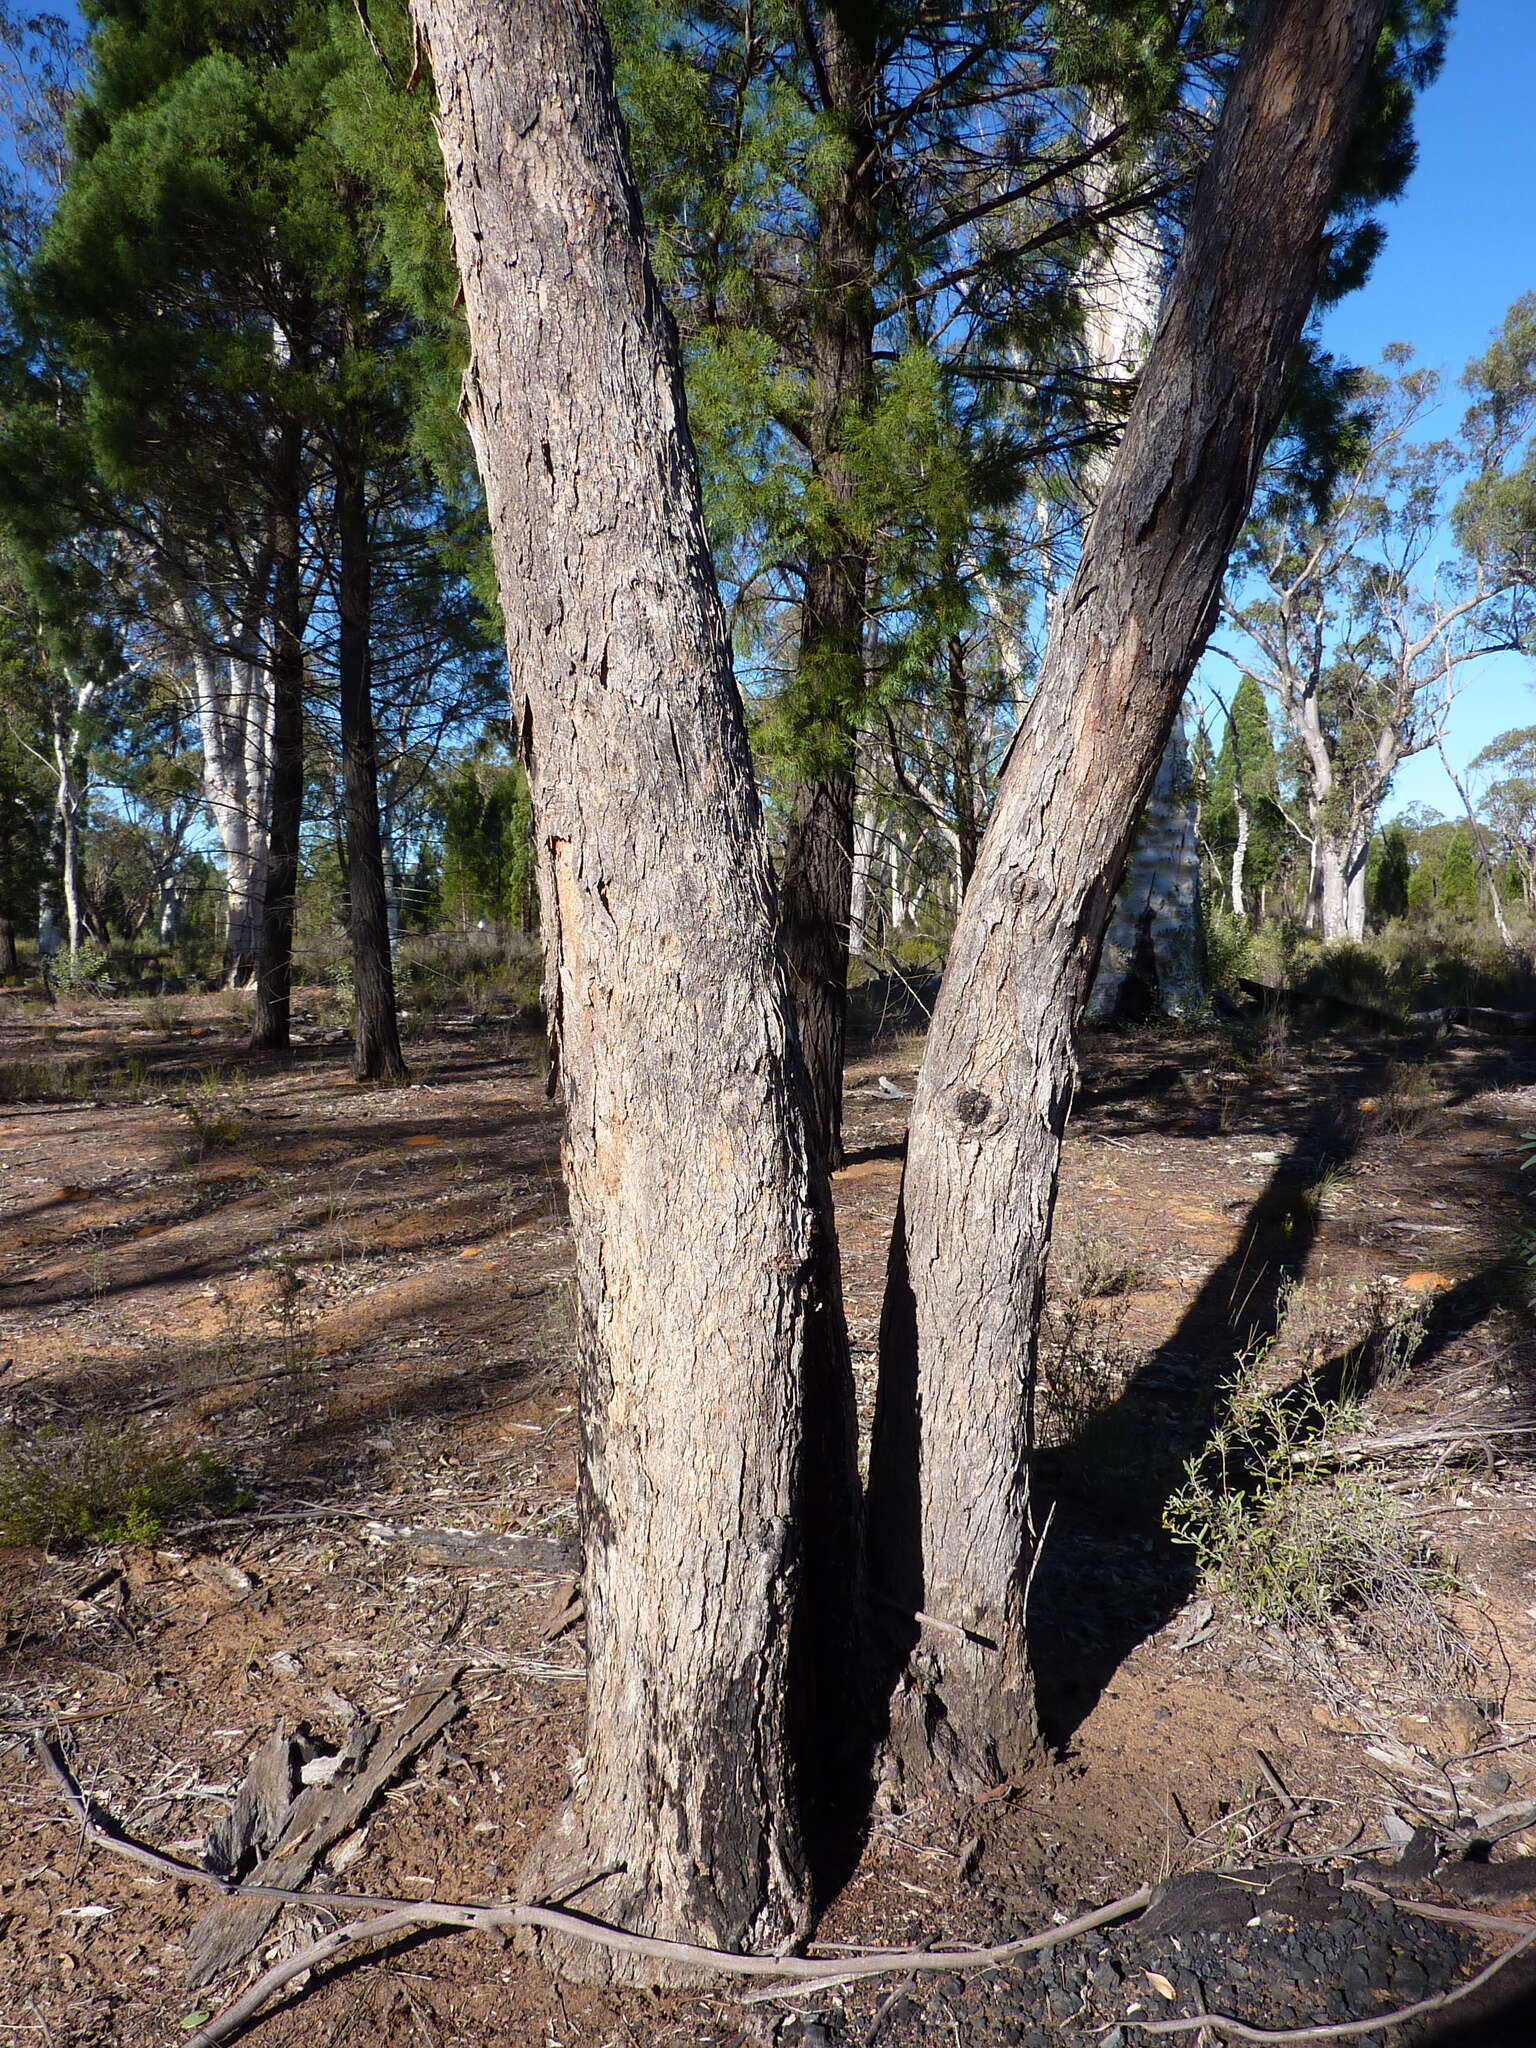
[1, 989, 1532, 2044]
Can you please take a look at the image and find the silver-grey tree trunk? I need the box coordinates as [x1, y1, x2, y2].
[1073, 109, 1203, 1022]
[411, 0, 859, 1975]
[866, 0, 1395, 1799]
[1087, 707, 1203, 1021]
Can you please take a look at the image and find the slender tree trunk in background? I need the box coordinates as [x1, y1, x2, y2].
[178, 594, 275, 988]
[1439, 738, 1515, 947]
[946, 635, 981, 892]
[37, 805, 64, 960]
[412, 0, 860, 1972]
[1231, 794, 1250, 917]
[336, 438, 407, 1084]
[779, 4, 877, 1174]
[51, 713, 82, 956]
[1075, 112, 1204, 1021]
[1087, 710, 1202, 1021]
[250, 422, 306, 1053]
[867, 0, 1394, 1799]
[0, 919, 15, 974]
[848, 794, 875, 958]
[1314, 832, 1368, 942]
[782, 768, 854, 1167]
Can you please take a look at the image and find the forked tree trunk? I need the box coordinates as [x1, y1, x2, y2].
[412, 0, 860, 1973]
[250, 423, 306, 1053]
[336, 434, 407, 1084]
[175, 579, 276, 988]
[867, 0, 1394, 1798]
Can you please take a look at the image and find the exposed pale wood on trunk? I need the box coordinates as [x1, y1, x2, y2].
[410, 0, 860, 1975]
[867, 0, 1395, 1797]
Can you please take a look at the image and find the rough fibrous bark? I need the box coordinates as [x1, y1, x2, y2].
[780, 765, 854, 1168]
[867, 0, 1395, 1797]
[250, 423, 306, 1053]
[778, 6, 877, 1174]
[336, 439, 407, 1084]
[411, 0, 859, 1975]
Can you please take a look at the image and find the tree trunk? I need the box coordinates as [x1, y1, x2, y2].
[781, 768, 854, 1169]
[866, 0, 1393, 1799]
[411, 0, 860, 1973]
[1231, 793, 1250, 918]
[947, 635, 981, 893]
[0, 919, 16, 975]
[1438, 740, 1515, 948]
[157, 874, 181, 946]
[1088, 709, 1203, 1020]
[1315, 833, 1368, 942]
[336, 436, 407, 1084]
[1075, 109, 1204, 1021]
[50, 706, 83, 956]
[849, 791, 876, 959]
[250, 422, 306, 1053]
[778, 3, 877, 1173]
[180, 611, 274, 989]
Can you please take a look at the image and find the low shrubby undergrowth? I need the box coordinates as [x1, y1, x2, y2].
[0, 1422, 243, 1548]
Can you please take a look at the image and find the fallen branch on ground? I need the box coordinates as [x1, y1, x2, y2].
[1345, 1877, 1536, 1935]
[45, 1727, 1533, 2048]
[35, 1731, 1152, 2034]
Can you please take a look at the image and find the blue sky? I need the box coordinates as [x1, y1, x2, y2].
[1282, 0, 1536, 817]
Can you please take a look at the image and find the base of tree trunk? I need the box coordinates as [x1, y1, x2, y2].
[515, 1789, 809, 1986]
[351, 1041, 409, 1085]
[879, 1644, 1041, 1809]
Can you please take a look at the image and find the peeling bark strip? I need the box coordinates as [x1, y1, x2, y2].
[867, 0, 1395, 1796]
[409, 0, 859, 1976]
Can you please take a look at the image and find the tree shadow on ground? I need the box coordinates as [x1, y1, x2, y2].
[1028, 1029, 1526, 1753]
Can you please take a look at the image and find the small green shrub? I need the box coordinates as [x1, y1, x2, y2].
[1035, 1293, 1134, 1447]
[1295, 938, 1399, 1016]
[1203, 907, 1253, 997]
[1166, 1376, 1454, 1641]
[178, 1078, 247, 1162]
[1376, 1060, 1438, 1139]
[52, 941, 111, 997]
[0, 1058, 92, 1103]
[0, 1424, 242, 1547]
[137, 994, 185, 1033]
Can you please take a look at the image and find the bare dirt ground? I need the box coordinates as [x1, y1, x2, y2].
[2, 987, 1534, 2046]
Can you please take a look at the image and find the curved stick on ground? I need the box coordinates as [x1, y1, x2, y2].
[38, 1730, 1155, 2039]
[184, 1889, 1158, 2047]
[736, 1886, 1154, 2003]
[1135, 1927, 1536, 2042]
